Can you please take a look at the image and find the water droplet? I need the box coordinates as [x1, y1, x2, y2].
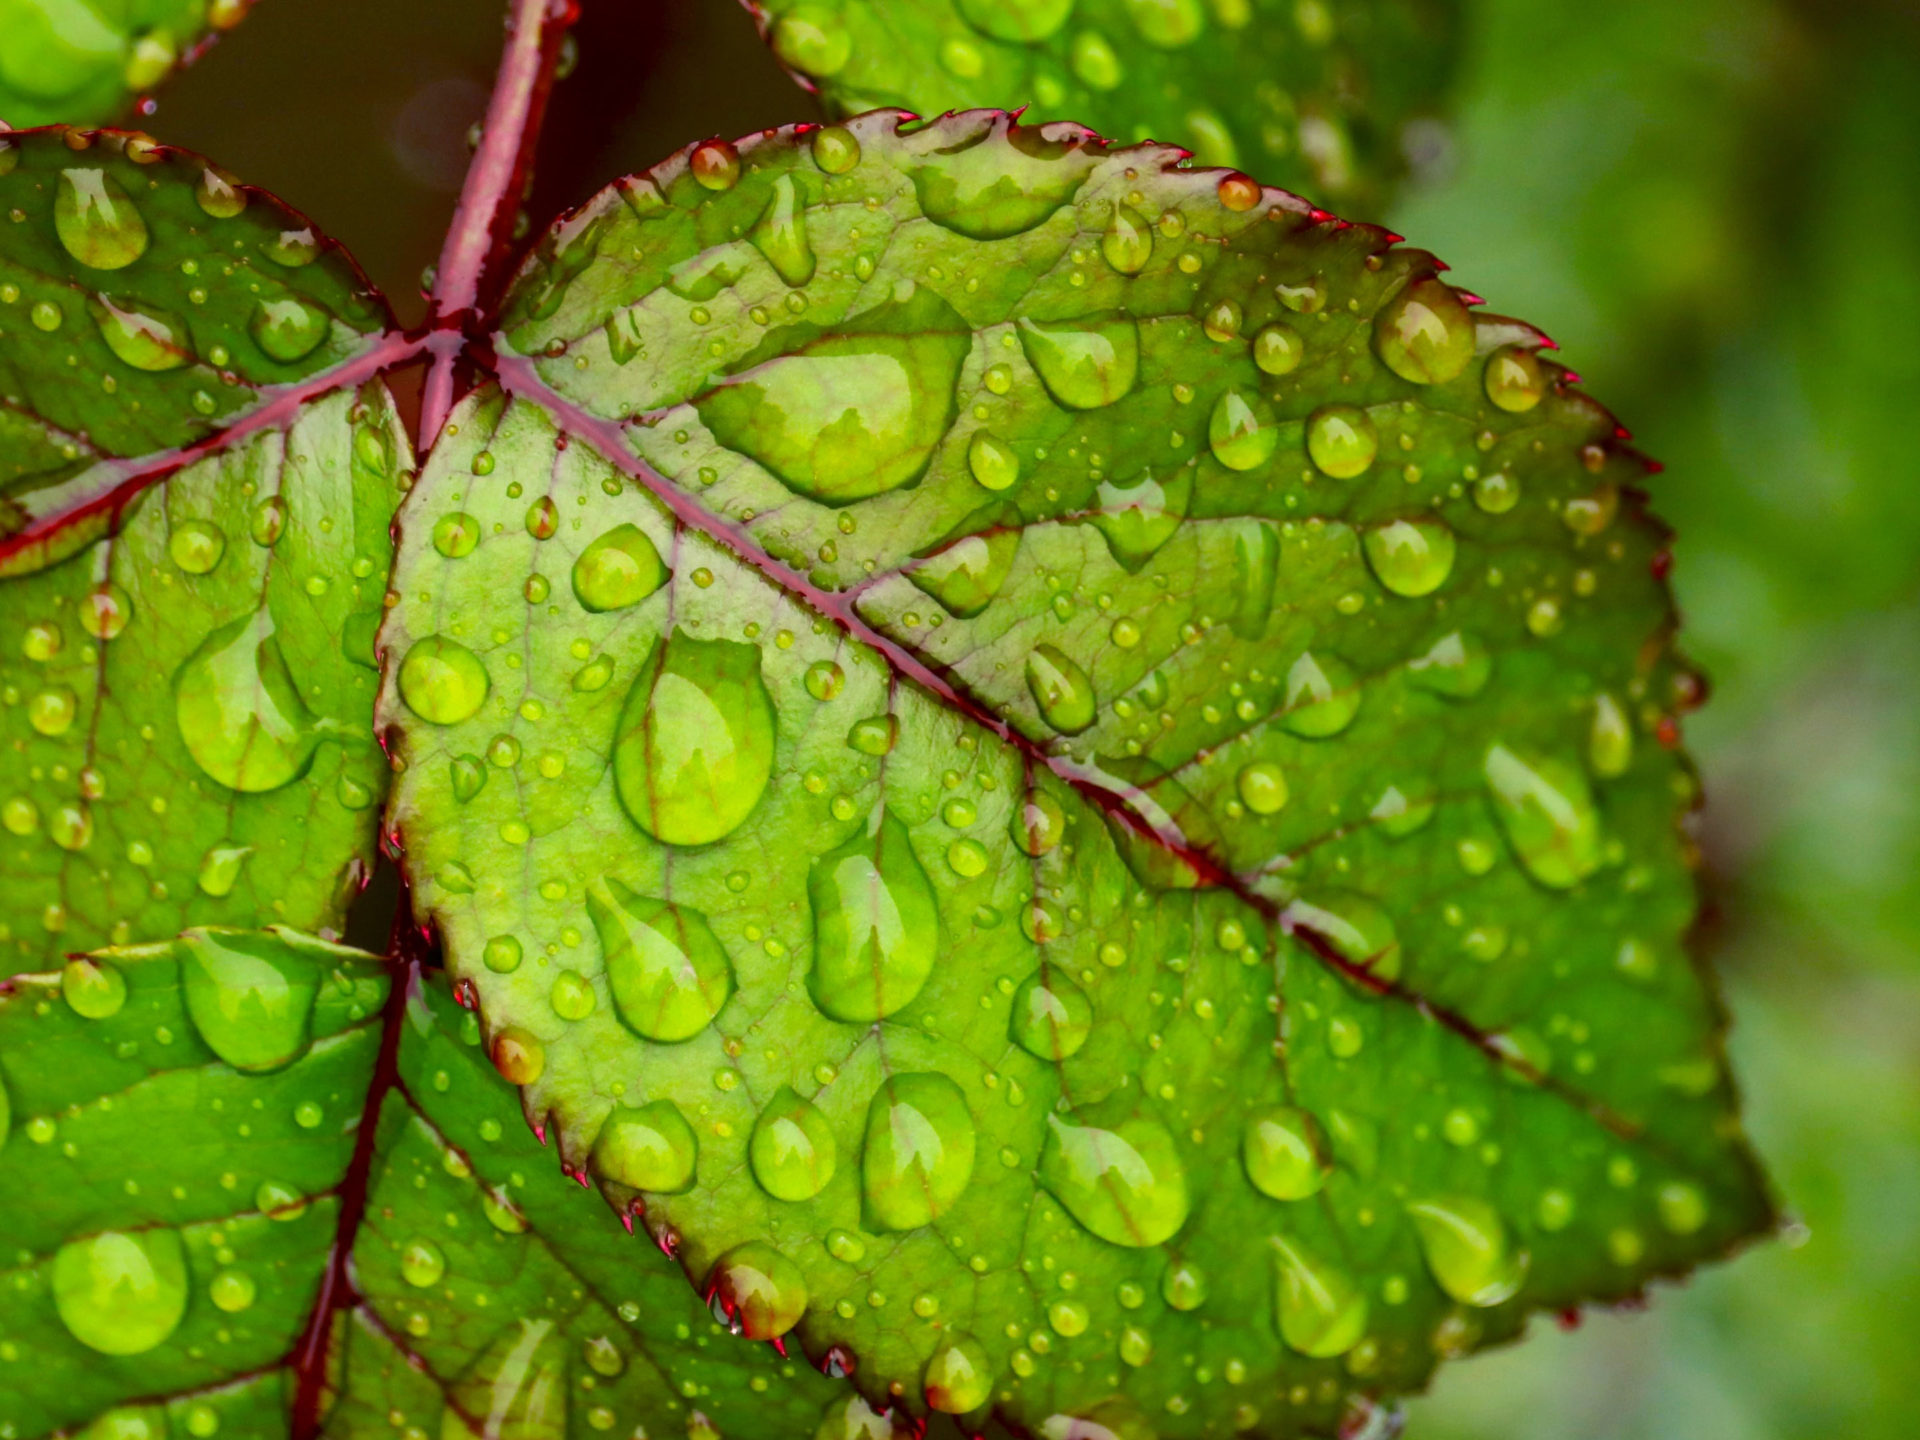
[250, 496, 288, 547]
[572, 523, 667, 612]
[397, 634, 490, 726]
[1406, 1195, 1528, 1306]
[1279, 650, 1359, 737]
[908, 530, 1019, 618]
[1010, 967, 1093, 1059]
[431, 511, 480, 559]
[1484, 344, 1544, 412]
[1306, 404, 1378, 478]
[1207, 387, 1279, 471]
[180, 928, 319, 1071]
[751, 1086, 838, 1201]
[53, 1231, 187, 1354]
[708, 1241, 807, 1339]
[1374, 277, 1474, 384]
[1162, 1259, 1207, 1309]
[1657, 1181, 1706, 1235]
[1101, 202, 1153, 274]
[169, 519, 226, 574]
[249, 296, 331, 363]
[1027, 643, 1096, 734]
[1244, 1107, 1326, 1200]
[1237, 761, 1288, 815]
[847, 714, 898, 755]
[922, 1332, 992, 1413]
[1011, 788, 1067, 855]
[1363, 517, 1456, 597]
[968, 430, 1021, 491]
[61, 957, 127, 1019]
[691, 139, 741, 190]
[805, 659, 845, 701]
[1589, 693, 1633, 778]
[79, 581, 133, 640]
[196, 842, 252, 897]
[809, 809, 939, 1021]
[491, 1027, 545, 1084]
[1482, 744, 1602, 888]
[1282, 891, 1399, 981]
[613, 631, 774, 846]
[28, 686, 76, 736]
[450, 753, 488, 801]
[811, 124, 862, 173]
[1040, 1111, 1190, 1247]
[197, 166, 246, 218]
[265, 228, 319, 267]
[1019, 315, 1139, 409]
[863, 1073, 975, 1230]
[593, 1098, 698, 1191]
[1271, 1234, 1369, 1356]
[750, 173, 817, 286]
[209, 1268, 256, 1313]
[55, 169, 149, 270]
[1407, 630, 1491, 698]
[90, 294, 192, 370]
[583, 1334, 625, 1378]
[774, 9, 853, 76]
[1253, 322, 1304, 376]
[1087, 468, 1190, 569]
[589, 880, 734, 1042]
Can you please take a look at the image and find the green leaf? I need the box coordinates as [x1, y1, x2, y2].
[743, 0, 1460, 211]
[0, 0, 254, 128]
[379, 112, 1773, 1436]
[0, 127, 408, 968]
[0, 929, 864, 1438]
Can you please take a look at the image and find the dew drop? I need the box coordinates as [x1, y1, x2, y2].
[1279, 650, 1359, 737]
[1018, 315, 1139, 409]
[55, 169, 149, 270]
[1306, 405, 1377, 478]
[923, 1332, 993, 1413]
[593, 1098, 698, 1191]
[808, 809, 939, 1022]
[1244, 1107, 1326, 1200]
[1010, 967, 1093, 1060]
[1101, 202, 1153, 275]
[249, 296, 331, 363]
[180, 928, 319, 1071]
[1406, 1195, 1529, 1306]
[90, 294, 192, 370]
[1087, 468, 1190, 570]
[1040, 1111, 1190, 1247]
[169, 519, 226, 574]
[1271, 1234, 1369, 1356]
[61, 956, 127, 1019]
[1407, 629, 1491, 698]
[1482, 744, 1603, 888]
[397, 634, 490, 727]
[1208, 388, 1279, 471]
[967, 430, 1020, 491]
[588, 880, 734, 1042]
[863, 1073, 975, 1230]
[750, 173, 817, 286]
[1484, 344, 1545, 412]
[572, 523, 667, 612]
[1253, 322, 1304, 376]
[751, 1086, 838, 1201]
[1026, 643, 1097, 734]
[52, 1231, 186, 1355]
[491, 1027, 545, 1084]
[908, 530, 1019, 618]
[1236, 761, 1288, 815]
[1363, 517, 1456, 596]
[1374, 277, 1475, 384]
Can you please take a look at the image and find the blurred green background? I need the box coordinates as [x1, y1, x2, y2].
[105, 0, 1920, 1433]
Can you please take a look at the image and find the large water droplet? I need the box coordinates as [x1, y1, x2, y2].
[491, 1027, 545, 1084]
[89, 294, 191, 370]
[1101, 202, 1153, 275]
[53, 1231, 187, 1355]
[613, 631, 774, 846]
[593, 1098, 698, 1192]
[751, 1086, 838, 1201]
[169, 519, 225, 574]
[1282, 891, 1400, 982]
[1482, 744, 1602, 888]
[441, 1318, 567, 1440]
[967, 430, 1020, 491]
[809, 808, 940, 1022]
[397, 634, 490, 727]
[922, 1332, 993, 1413]
[910, 126, 1094, 240]
[1244, 1107, 1326, 1200]
[1374, 277, 1475, 385]
[62, 956, 127, 1019]
[1208, 388, 1279, 471]
[1040, 1111, 1190, 1247]
[862, 1073, 975, 1230]
[1484, 344, 1545, 412]
[1087, 468, 1190, 570]
[1026, 643, 1096, 734]
[588, 880, 733, 1042]
[1270, 1234, 1368, 1357]
[1363, 517, 1457, 597]
[1279, 650, 1359, 737]
[750, 173, 817, 286]
[1407, 1195, 1529, 1306]
[572, 523, 667, 612]
[908, 529, 1019, 618]
[174, 611, 319, 792]
[1306, 404, 1377, 478]
[708, 1243, 808, 1340]
[249, 296, 331, 363]
[55, 169, 149, 270]
[180, 928, 320, 1071]
[1018, 315, 1139, 409]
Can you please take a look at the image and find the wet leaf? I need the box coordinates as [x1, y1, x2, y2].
[743, 0, 1460, 212]
[380, 112, 1773, 1437]
[0, 127, 408, 969]
[0, 0, 256, 127]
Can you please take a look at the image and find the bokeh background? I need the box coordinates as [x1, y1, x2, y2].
[130, 1, 1920, 1434]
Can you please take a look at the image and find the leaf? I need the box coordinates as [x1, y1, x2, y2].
[741, 0, 1460, 211]
[378, 111, 1773, 1436]
[0, 0, 256, 127]
[0, 928, 868, 1438]
[0, 127, 411, 969]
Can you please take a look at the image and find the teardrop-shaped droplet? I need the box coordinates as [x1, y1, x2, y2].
[55, 168, 149, 270]
[1208, 388, 1279, 471]
[922, 1331, 993, 1413]
[1039, 1111, 1190, 1247]
[249, 296, 331, 363]
[708, 1242, 808, 1340]
[1101, 202, 1153, 274]
[588, 879, 734, 1042]
[1018, 315, 1139, 409]
[396, 633, 489, 727]
[174, 610, 319, 792]
[750, 173, 817, 286]
[572, 523, 667, 612]
[1482, 744, 1603, 888]
[196, 841, 252, 898]
[1281, 891, 1400, 982]
[862, 1073, 975, 1231]
[967, 430, 1020, 491]
[61, 957, 127, 1020]
[751, 1085, 838, 1201]
[1407, 1195, 1529, 1306]
[613, 631, 774, 846]
[179, 928, 320, 1071]
[1026, 643, 1096, 734]
[773, 9, 854, 76]
[1270, 1234, 1369, 1357]
[1010, 967, 1093, 1060]
[1589, 692, 1634, 778]
[89, 294, 192, 370]
[1243, 1107, 1326, 1200]
[908, 529, 1019, 618]
[593, 1098, 698, 1192]
[53, 1231, 187, 1355]
[808, 808, 939, 1022]
[1363, 517, 1457, 597]
[1407, 630, 1491, 698]
[1279, 650, 1358, 737]
[909, 127, 1094, 240]
[1306, 404, 1377, 478]
[1374, 277, 1475, 384]
[440, 1318, 568, 1440]
[1087, 468, 1190, 570]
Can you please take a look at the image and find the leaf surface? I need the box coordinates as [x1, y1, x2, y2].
[0, 127, 410, 968]
[378, 112, 1773, 1436]
[0, 0, 254, 127]
[742, 0, 1459, 211]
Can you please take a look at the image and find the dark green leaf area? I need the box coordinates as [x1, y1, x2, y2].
[0, 927, 388, 1440]
[0, 371, 405, 971]
[0, 0, 253, 127]
[742, 0, 1458, 211]
[0, 126, 390, 562]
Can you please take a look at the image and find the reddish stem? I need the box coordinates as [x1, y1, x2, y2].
[419, 0, 578, 443]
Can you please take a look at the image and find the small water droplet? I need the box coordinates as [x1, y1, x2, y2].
[1484, 344, 1545, 412]
[1589, 693, 1634, 778]
[750, 173, 817, 286]
[169, 519, 226, 574]
[1101, 202, 1153, 274]
[1244, 1108, 1326, 1200]
[1019, 315, 1139, 409]
[491, 1027, 545, 1084]
[180, 928, 319, 1071]
[594, 1098, 698, 1191]
[90, 294, 192, 370]
[249, 296, 331, 362]
[1306, 405, 1377, 478]
[61, 956, 127, 1019]
[1237, 761, 1288, 815]
[1253, 322, 1304, 376]
[846, 714, 898, 755]
[922, 1332, 992, 1413]
[908, 530, 1019, 618]
[1279, 650, 1359, 737]
[1010, 967, 1093, 1059]
[804, 659, 845, 701]
[196, 841, 252, 897]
